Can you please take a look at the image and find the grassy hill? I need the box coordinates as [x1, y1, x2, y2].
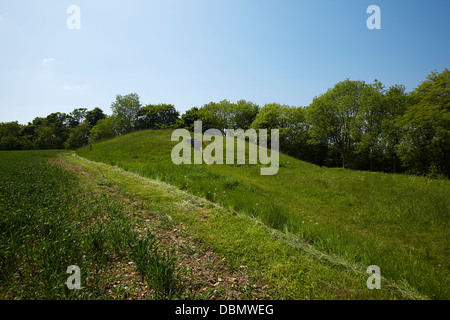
[76, 129, 449, 299]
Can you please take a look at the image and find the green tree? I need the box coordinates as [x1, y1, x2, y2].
[177, 107, 200, 131]
[90, 116, 118, 141]
[379, 84, 409, 172]
[18, 123, 37, 150]
[251, 103, 308, 158]
[31, 113, 70, 149]
[64, 122, 91, 149]
[34, 126, 62, 149]
[193, 99, 259, 134]
[251, 103, 295, 130]
[111, 93, 142, 134]
[306, 79, 367, 168]
[136, 104, 180, 129]
[351, 80, 389, 171]
[0, 121, 23, 150]
[67, 108, 88, 128]
[85, 107, 107, 128]
[197, 100, 230, 134]
[397, 69, 450, 176]
[230, 100, 260, 130]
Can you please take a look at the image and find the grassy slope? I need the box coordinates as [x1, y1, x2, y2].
[77, 129, 450, 299]
[63, 152, 400, 300]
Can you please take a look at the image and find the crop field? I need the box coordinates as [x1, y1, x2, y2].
[0, 150, 196, 299]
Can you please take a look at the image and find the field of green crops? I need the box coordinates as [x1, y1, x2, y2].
[0, 150, 187, 299]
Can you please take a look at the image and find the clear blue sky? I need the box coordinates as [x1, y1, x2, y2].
[1, 0, 449, 125]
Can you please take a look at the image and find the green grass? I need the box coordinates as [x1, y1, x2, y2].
[61, 152, 404, 299]
[129, 231, 185, 299]
[0, 150, 186, 299]
[76, 129, 450, 299]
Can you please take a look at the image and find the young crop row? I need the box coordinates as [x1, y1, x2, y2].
[0, 151, 185, 299]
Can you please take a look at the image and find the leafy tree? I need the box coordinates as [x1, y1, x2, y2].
[0, 121, 22, 150]
[34, 125, 62, 149]
[64, 122, 91, 149]
[85, 107, 107, 128]
[350, 80, 391, 171]
[197, 100, 231, 134]
[19, 123, 37, 150]
[111, 93, 142, 134]
[90, 116, 118, 141]
[136, 104, 180, 129]
[279, 107, 310, 159]
[379, 84, 409, 172]
[306, 79, 367, 168]
[0, 135, 21, 150]
[230, 100, 260, 130]
[32, 117, 45, 126]
[251, 103, 308, 158]
[177, 107, 201, 131]
[31, 112, 70, 149]
[183, 100, 259, 134]
[397, 69, 450, 176]
[67, 108, 88, 128]
[251, 103, 295, 130]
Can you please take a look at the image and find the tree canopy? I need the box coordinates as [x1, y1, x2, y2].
[136, 104, 180, 130]
[1, 69, 448, 177]
[111, 93, 142, 135]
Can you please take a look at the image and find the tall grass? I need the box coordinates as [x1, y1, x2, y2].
[0, 150, 186, 299]
[129, 231, 185, 299]
[77, 130, 450, 299]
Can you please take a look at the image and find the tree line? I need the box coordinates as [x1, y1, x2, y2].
[1, 69, 448, 177]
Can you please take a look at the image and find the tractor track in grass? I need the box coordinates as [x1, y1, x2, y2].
[58, 152, 430, 300]
[51, 153, 267, 300]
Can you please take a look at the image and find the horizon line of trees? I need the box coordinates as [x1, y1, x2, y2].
[1, 69, 448, 178]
